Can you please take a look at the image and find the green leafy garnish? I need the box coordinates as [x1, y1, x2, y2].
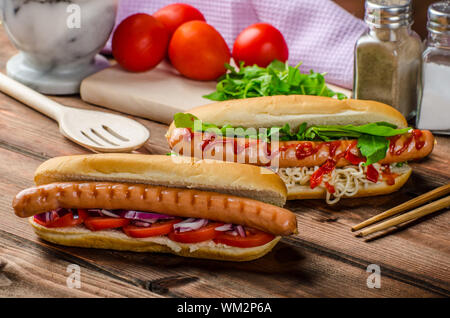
[357, 135, 389, 166]
[203, 60, 347, 101]
[173, 113, 234, 136]
[174, 113, 412, 165]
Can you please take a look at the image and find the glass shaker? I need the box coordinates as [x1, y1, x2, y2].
[353, 0, 422, 120]
[416, 2, 450, 133]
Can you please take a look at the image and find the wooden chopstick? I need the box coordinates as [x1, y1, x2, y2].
[355, 195, 450, 237]
[352, 184, 450, 231]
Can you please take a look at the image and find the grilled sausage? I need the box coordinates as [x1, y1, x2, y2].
[13, 182, 298, 236]
[167, 128, 434, 168]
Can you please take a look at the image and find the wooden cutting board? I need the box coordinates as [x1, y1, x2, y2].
[80, 61, 351, 125]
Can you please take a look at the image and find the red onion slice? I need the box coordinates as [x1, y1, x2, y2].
[235, 225, 246, 237]
[173, 218, 208, 233]
[34, 212, 50, 223]
[87, 209, 102, 212]
[100, 209, 121, 218]
[133, 221, 152, 227]
[34, 208, 69, 223]
[215, 224, 234, 232]
[120, 210, 175, 222]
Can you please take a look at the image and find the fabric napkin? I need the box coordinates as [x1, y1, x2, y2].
[105, 0, 367, 89]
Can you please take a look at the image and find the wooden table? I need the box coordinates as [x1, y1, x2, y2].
[0, 27, 449, 298]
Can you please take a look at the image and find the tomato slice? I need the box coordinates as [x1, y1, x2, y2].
[123, 219, 182, 238]
[168, 222, 223, 243]
[34, 209, 88, 228]
[84, 217, 130, 231]
[214, 229, 275, 248]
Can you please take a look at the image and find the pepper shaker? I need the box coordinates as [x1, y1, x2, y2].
[353, 0, 423, 120]
[416, 1, 450, 134]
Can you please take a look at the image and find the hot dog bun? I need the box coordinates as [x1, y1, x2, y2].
[166, 95, 408, 139]
[34, 154, 287, 207]
[30, 218, 281, 262]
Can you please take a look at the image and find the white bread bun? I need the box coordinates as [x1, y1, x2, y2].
[284, 166, 412, 200]
[30, 218, 281, 262]
[34, 154, 287, 207]
[166, 95, 408, 138]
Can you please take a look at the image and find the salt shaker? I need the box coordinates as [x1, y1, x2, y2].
[353, 0, 422, 120]
[416, 2, 450, 134]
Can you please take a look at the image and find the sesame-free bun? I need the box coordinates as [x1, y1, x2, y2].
[30, 218, 281, 262]
[166, 95, 408, 138]
[34, 154, 287, 207]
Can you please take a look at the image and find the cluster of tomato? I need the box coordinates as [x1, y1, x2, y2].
[112, 3, 288, 81]
[34, 209, 275, 248]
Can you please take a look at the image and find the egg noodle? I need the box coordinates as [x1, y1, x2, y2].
[278, 163, 410, 204]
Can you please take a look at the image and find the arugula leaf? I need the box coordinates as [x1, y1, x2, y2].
[173, 113, 225, 135]
[357, 135, 389, 166]
[330, 122, 410, 137]
[173, 113, 199, 130]
[203, 60, 347, 101]
[296, 122, 308, 139]
[296, 122, 410, 141]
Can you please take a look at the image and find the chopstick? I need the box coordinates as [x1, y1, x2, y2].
[352, 184, 450, 232]
[355, 195, 450, 238]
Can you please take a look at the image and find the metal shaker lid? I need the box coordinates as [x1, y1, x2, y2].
[365, 0, 413, 29]
[427, 2, 450, 35]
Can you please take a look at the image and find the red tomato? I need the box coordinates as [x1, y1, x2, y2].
[168, 222, 223, 243]
[84, 217, 130, 231]
[112, 13, 169, 72]
[233, 23, 288, 67]
[154, 3, 205, 39]
[123, 219, 182, 238]
[34, 209, 87, 228]
[214, 229, 275, 248]
[169, 21, 230, 81]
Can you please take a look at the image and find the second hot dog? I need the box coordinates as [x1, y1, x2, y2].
[168, 128, 434, 168]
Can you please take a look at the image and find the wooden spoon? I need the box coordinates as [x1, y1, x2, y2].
[0, 72, 150, 152]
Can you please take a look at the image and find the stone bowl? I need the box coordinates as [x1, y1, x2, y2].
[0, 0, 118, 94]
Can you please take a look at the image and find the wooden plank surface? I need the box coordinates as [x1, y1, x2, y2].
[79, 61, 351, 125]
[0, 26, 448, 298]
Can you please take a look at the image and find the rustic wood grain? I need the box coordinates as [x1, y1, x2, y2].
[0, 231, 162, 298]
[0, 26, 448, 298]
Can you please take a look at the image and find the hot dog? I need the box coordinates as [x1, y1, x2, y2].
[168, 129, 434, 168]
[165, 95, 436, 204]
[12, 154, 296, 261]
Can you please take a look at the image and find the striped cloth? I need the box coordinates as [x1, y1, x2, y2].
[105, 0, 367, 89]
